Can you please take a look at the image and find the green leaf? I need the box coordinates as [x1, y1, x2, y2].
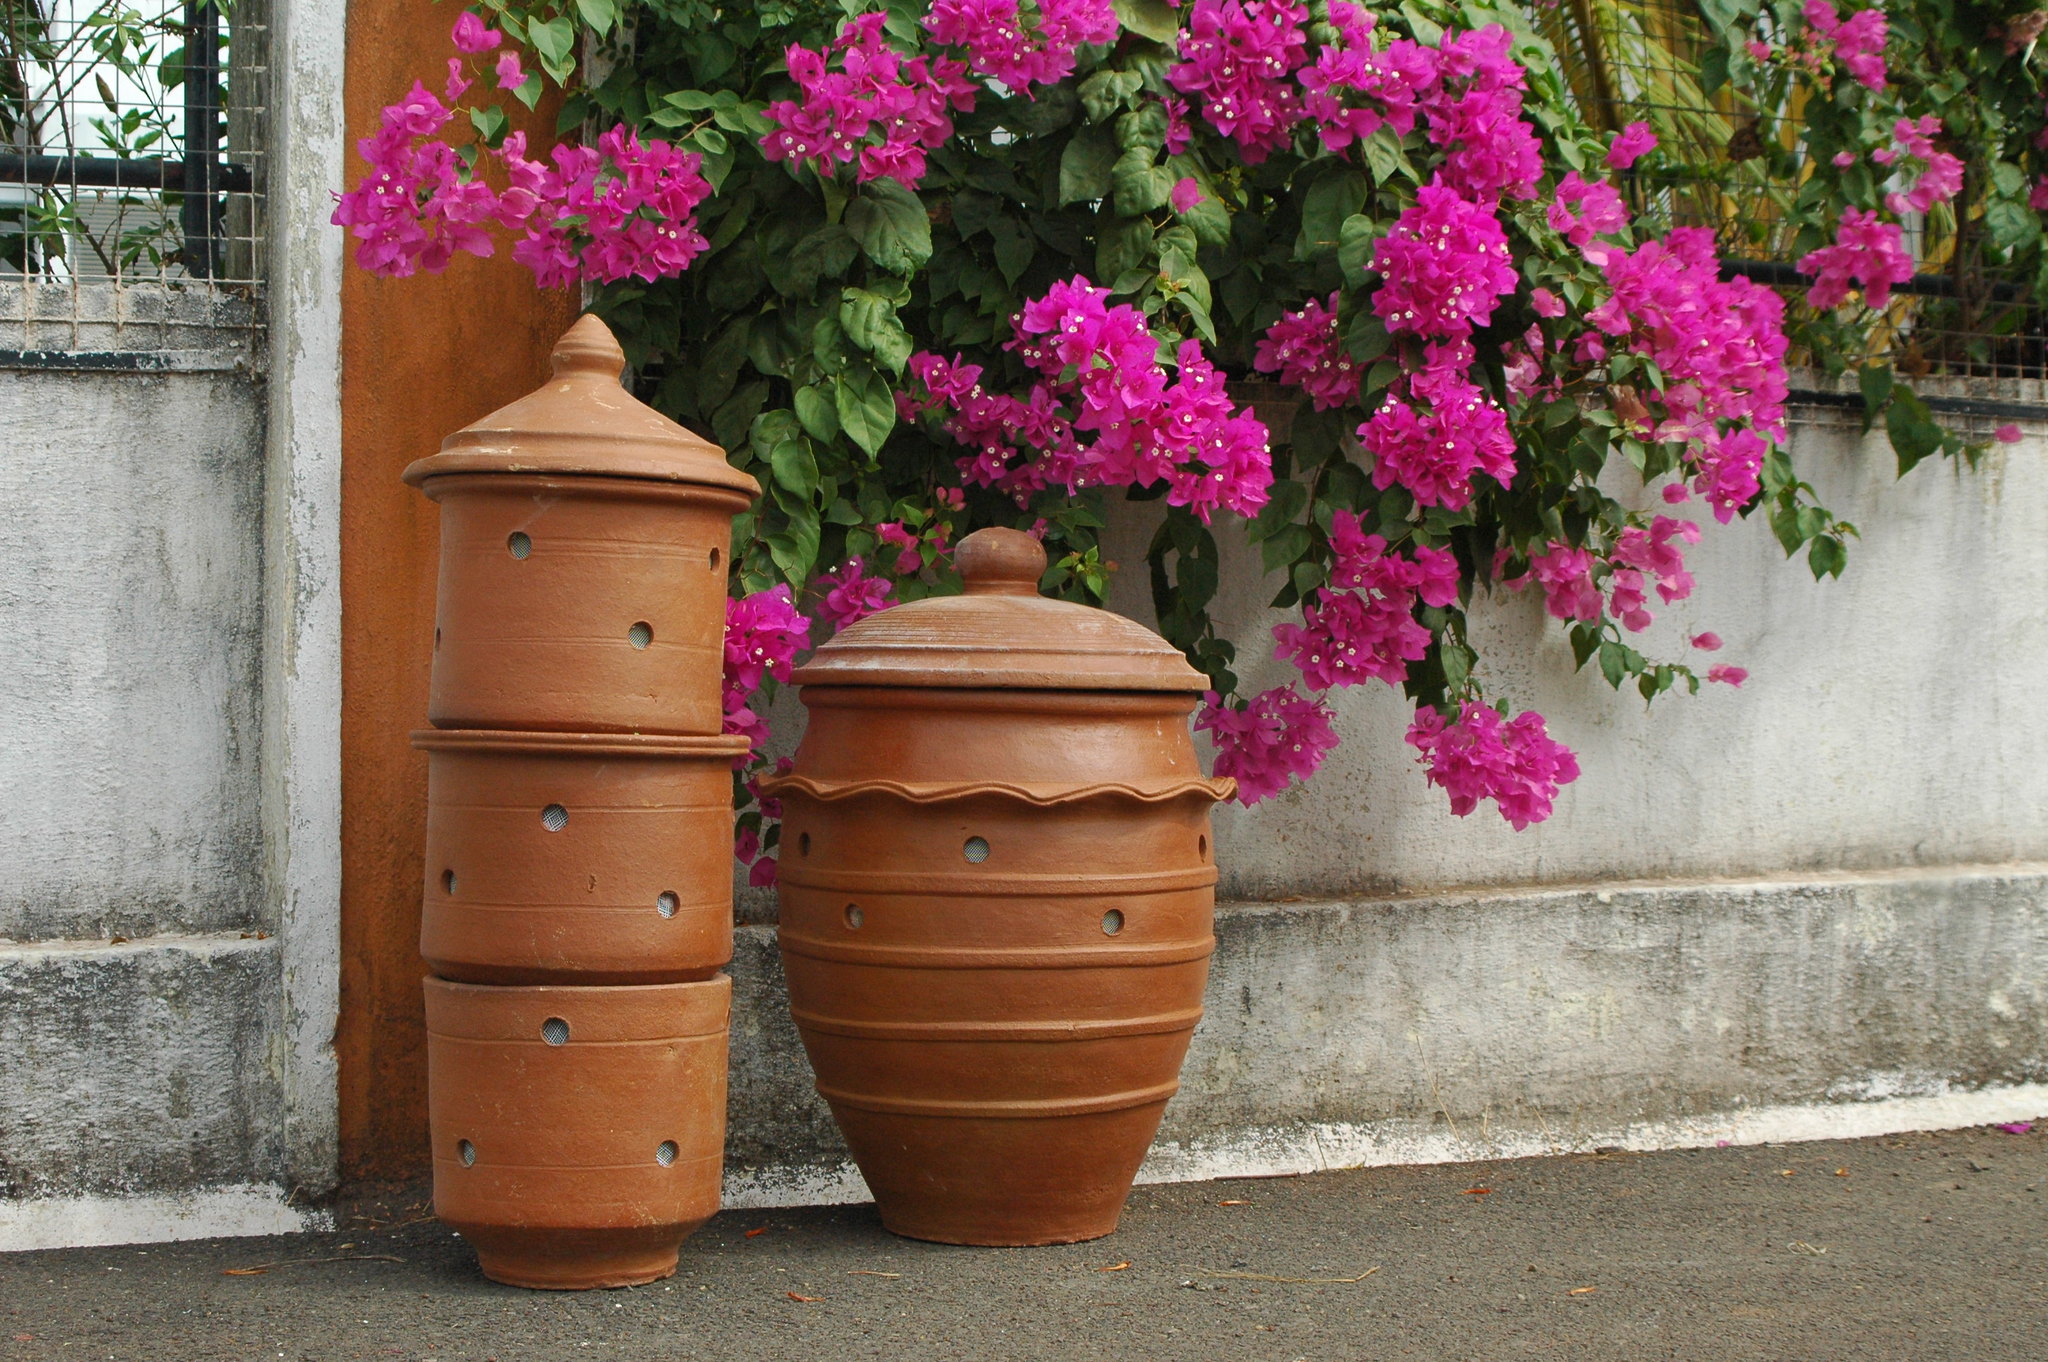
[835, 364, 897, 458]
[1247, 479, 1309, 542]
[1344, 309, 1390, 364]
[1337, 213, 1376, 286]
[1079, 69, 1143, 123]
[794, 385, 840, 443]
[1260, 523, 1313, 574]
[839, 288, 913, 374]
[1112, 0, 1181, 43]
[1808, 534, 1847, 579]
[766, 506, 822, 586]
[469, 104, 507, 144]
[574, 0, 618, 34]
[845, 180, 932, 274]
[1858, 361, 1892, 431]
[770, 439, 819, 501]
[989, 217, 1035, 285]
[1059, 126, 1118, 205]
[1360, 126, 1404, 185]
[1886, 386, 1943, 477]
[1299, 169, 1367, 257]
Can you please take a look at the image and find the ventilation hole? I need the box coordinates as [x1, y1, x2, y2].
[1102, 909, 1125, 936]
[1198, 834, 1209, 860]
[458, 1139, 476, 1167]
[441, 869, 456, 896]
[657, 891, 680, 919]
[655, 1141, 678, 1167]
[628, 621, 653, 650]
[541, 1017, 570, 1046]
[541, 804, 569, 832]
[963, 836, 990, 864]
[709, 547, 721, 572]
[434, 627, 442, 650]
[798, 832, 811, 858]
[843, 903, 863, 930]
[507, 531, 532, 559]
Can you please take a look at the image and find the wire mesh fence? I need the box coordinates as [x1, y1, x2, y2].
[1537, 0, 2047, 383]
[1, 0, 264, 354]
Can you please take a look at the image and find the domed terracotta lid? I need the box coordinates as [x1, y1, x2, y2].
[790, 527, 1207, 691]
[401, 314, 760, 496]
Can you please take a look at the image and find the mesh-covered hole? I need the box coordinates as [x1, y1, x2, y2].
[458, 1139, 477, 1167]
[844, 903, 863, 930]
[657, 891, 679, 918]
[541, 1017, 570, 1046]
[441, 869, 456, 896]
[434, 627, 442, 650]
[655, 1141, 678, 1167]
[628, 621, 653, 650]
[709, 547, 721, 571]
[963, 836, 990, 864]
[507, 531, 532, 559]
[1102, 909, 1125, 936]
[798, 832, 811, 857]
[541, 804, 569, 832]
[1198, 834, 1209, 860]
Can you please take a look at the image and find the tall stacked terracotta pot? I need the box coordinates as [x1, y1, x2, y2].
[403, 316, 756, 1289]
[761, 528, 1234, 1246]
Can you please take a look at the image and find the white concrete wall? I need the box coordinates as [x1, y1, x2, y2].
[1100, 400, 2048, 900]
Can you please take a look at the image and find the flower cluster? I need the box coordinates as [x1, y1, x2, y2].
[1607, 516, 1701, 631]
[1606, 120, 1656, 170]
[1195, 685, 1340, 804]
[1799, 207, 1917, 311]
[1369, 183, 1518, 338]
[1168, 0, 1311, 163]
[1877, 115, 1963, 215]
[924, 0, 1118, 95]
[1357, 340, 1517, 511]
[1510, 543, 1602, 623]
[1252, 293, 1360, 410]
[1298, 3, 1433, 153]
[1273, 518, 1458, 689]
[811, 556, 897, 631]
[1549, 171, 1629, 253]
[721, 586, 812, 753]
[1804, 0, 1889, 91]
[760, 12, 976, 189]
[1407, 701, 1580, 829]
[331, 19, 713, 287]
[907, 277, 1273, 522]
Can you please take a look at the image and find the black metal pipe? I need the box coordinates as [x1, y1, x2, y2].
[0, 153, 252, 193]
[181, 0, 221, 278]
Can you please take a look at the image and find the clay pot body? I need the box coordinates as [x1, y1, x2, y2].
[415, 730, 749, 985]
[425, 975, 730, 1289]
[402, 314, 758, 735]
[419, 474, 748, 734]
[765, 528, 1232, 1246]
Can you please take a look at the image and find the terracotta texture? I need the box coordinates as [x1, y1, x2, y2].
[424, 975, 731, 1290]
[338, 0, 579, 1182]
[764, 528, 1233, 1245]
[404, 317, 758, 734]
[414, 730, 750, 985]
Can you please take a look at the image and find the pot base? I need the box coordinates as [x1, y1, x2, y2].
[454, 1223, 691, 1291]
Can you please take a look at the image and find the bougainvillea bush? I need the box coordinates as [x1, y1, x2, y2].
[336, 0, 2043, 880]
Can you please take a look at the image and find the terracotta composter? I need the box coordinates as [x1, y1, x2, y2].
[414, 729, 751, 984]
[761, 527, 1234, 1246]
[401, 315, 759, 735]
[424, 975, 730, 1289]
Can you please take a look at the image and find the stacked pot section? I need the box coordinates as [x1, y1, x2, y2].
[761, 528, 1234, 1246]
[404, 315, 757, 1290]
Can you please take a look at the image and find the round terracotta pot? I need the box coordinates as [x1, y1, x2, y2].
[762, 528, 1233, 1246]
[414, 730, 750, 985]
[403, 314, 758, 735]
[425, 975, 730, 1290]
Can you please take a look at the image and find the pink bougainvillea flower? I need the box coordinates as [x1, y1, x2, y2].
[1253, 293, 1361, 411]
[1506, 543, 1602, 623]
[1996, 1121, 2034, 1134]
[761, 13, 977, 190]
[1407, 701, 1579, 829]
[1195, 685, 1341, 804]
[1689, 632, 1723, 651]
[496, 51, 527, 91]
[1804, 0, 1888, 90]
[1798, 207, 1916, 310]
[1707, 664, 1749, 686]
[925, 0, 1118, 94]
[1606, 120, 1656, 169]
[747, 856, 779, 887]
[812, 555, 897, 631]
[1169, 0, 1311, 164]
[1995, 424, 2024, 444]
[1371, 181, 1518, 338]
[1170, 176, 1203, 213]
[1530, 288, 1565, 318]
[450, 10, 503, 53]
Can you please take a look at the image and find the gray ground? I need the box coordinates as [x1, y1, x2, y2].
[3, 1125, 2043, 1361]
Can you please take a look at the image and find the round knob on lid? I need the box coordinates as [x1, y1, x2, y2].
[550, 312, 628, 380]
[956, 527, 1046, 597]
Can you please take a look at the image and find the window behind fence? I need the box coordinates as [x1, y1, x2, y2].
[1, 0, 263, 352]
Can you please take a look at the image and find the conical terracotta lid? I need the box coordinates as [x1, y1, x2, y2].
[790, 527, 1206, 691]
[401, 314, 760, 495]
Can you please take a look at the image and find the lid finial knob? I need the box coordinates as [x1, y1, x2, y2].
[550, 313, 628, 381]
[956, 527, 1046, 597]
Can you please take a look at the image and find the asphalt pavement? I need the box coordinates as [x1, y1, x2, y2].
[2, 1124, 2043, 1361]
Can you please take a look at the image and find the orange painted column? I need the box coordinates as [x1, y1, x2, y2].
[338, 2, 579, 1182]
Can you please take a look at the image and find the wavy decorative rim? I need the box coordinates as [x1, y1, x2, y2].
[754, 773, 1237, 806]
